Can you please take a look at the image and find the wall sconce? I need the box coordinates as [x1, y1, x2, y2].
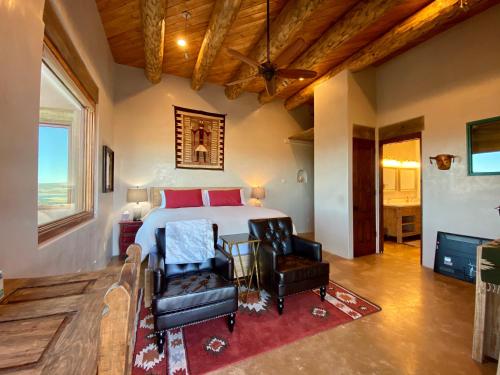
[127, 186, 148, 221]
[251, 186, 266, 207]
[429, 154, 456, 170]
[297, 169, 308, 183]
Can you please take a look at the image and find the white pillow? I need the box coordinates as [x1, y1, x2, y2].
[202, 189, 210, 206]
[202, 188, 246, 206]
[160, 190, 166, 208]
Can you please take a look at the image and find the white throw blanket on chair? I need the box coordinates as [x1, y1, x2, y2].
[164, 219, 214, 264]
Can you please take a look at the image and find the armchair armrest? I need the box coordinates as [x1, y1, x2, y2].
[153, 268, 166, 295]
[292, 235, 322, 262]
[214, 245, 234, 281]
[259, 244, 279, 270]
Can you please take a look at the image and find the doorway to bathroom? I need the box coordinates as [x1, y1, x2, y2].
[379, 133, 422, 264]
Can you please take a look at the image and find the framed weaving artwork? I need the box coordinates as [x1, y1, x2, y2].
[174, 106, 226, 170]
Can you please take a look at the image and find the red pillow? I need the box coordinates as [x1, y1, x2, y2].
[208, 189, 242, 207]
[164, 189, 203, 208]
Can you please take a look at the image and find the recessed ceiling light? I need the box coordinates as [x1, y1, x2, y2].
[177, 38, 187, 47]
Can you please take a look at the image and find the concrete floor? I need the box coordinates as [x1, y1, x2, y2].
[213, 242, 498, 375]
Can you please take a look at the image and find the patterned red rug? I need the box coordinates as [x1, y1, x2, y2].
[132, 280, 380, 375]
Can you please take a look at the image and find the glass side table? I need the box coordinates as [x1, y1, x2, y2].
[220, 233, 261, 302]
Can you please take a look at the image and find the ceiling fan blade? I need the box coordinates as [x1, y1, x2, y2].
[265, 76, 276, 96]
[277, 69, 317, 79]
[274, 38, 306, 69]
[226, 48, 260, 69]
[225, 74, 259, 86]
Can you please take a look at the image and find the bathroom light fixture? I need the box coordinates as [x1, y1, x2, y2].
[382, 159, 421, 169]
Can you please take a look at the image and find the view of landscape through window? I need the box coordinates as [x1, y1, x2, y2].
[38, 63, 84, 226]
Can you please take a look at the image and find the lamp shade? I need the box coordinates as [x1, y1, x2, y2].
[127, 187, 148, 203]
[251, 186, 265, 200]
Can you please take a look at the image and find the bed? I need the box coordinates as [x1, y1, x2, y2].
[137, 187, 293, 277]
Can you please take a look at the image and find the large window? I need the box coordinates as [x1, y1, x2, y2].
[38, 44, 95, 242]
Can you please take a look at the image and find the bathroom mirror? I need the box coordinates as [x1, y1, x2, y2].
[467, 116, 500, 175]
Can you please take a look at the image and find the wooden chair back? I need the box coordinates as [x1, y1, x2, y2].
[98, 244, 142, 375]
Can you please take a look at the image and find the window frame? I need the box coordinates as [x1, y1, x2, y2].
[466, 116, 500, 176]
[38, 41, 96, 244]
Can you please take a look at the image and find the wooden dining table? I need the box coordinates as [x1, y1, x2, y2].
[0, 262, 122, 374]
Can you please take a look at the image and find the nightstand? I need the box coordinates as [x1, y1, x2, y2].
[119, 220, 143, 258]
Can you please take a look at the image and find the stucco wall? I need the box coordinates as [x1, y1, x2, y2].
[376, 4, 500, 268]
[0, 0, 115, 277]
[111, 64, 314, 255]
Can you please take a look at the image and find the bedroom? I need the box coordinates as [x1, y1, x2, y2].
[1, 0, 500, 374]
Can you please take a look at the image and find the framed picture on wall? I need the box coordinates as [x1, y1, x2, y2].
[383, 168, 397, 191]
[103, 145, 114, 193]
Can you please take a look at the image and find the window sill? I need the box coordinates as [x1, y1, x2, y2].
[38, 211, 94, 245]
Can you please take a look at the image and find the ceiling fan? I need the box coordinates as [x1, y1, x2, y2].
[225, 0, 317, 96]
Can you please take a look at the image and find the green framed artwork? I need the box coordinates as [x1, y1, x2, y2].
[466, 116, 500, 176]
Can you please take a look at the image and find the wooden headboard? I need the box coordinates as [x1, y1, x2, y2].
[150, 187, 242, 208]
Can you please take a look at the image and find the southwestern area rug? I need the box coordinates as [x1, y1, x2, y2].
[132, 280, 381, 375]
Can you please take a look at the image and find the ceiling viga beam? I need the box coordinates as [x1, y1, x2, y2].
[284, 0, 485, 110]
[224, 0, 327, 100]
[191, 0, 242, 91]
[258, 0, 402, 104]
[142, 0, 166, 84]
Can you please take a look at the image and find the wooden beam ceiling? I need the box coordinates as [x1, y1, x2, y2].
[142, 0, 167, 83]
[96, 0, 500, 108]
[224, 0, 327, 100]
[191, 0, 242, 91]
[258, 0, 402, 104]
[285, 0, 498, 110]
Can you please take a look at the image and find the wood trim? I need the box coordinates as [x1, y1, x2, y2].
[378, 132, 423, 264]
[284, 0, 488, 110]
[191, 0, 242, 91]
[43, 1, 99, 104]
[353, 125, 375, 140]
[38, 212, 94, 244]
[142, 0, 166, 83]
[379, 117, 424, 141]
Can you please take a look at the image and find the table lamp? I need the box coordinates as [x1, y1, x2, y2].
[251, 186, 266, 207]
[127, 186, 148, 221]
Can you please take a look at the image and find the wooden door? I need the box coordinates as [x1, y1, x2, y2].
[353, 137, 376, 257]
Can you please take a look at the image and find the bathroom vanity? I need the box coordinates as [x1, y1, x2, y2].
[383, 203, 421, 243]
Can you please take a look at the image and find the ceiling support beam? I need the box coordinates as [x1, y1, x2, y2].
[224, 0, 326, 100]
[142, 0, 166, 84]
[258, 0, 400, 104]
[284, 0, 483, 110]
[191, 0, 242, 91]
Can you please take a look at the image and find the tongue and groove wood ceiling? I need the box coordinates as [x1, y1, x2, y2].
[96, 0, 499, 110]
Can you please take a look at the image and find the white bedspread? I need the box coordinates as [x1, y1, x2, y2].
[164, 219, 214, 264]
[136, 206, 291, 261]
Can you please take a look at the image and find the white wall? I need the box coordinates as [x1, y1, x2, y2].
[314, 68, 376, 257]
[376, 5, 500, 268]
[315, 72, 351, 257]
[0, 0, 115, 277]
[112, 65, 314, 255]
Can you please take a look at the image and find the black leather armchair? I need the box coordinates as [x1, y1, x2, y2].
[152, 224, 238, 353]
[249, 217, 329, 314]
